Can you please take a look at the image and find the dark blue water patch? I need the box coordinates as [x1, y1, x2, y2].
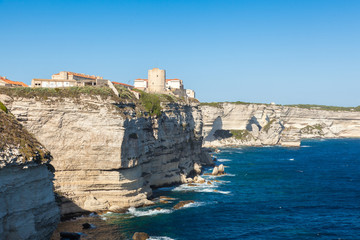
[102, 139, 360, 240]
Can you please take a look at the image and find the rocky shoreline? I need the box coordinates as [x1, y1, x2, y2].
[51, 151, 222, 240]
[201, 103, 360, 147]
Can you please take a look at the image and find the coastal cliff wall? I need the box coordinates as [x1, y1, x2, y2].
[201, 103, 360, 147]
[0, 107, 59, 240]
[0, 93, 212, 216]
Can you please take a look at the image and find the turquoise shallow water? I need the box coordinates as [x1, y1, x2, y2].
[102, 139, 360, 240]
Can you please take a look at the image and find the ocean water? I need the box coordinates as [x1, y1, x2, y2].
[102, 139, 360, 240]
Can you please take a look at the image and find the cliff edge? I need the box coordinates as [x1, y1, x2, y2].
[0, 87, 212, 217]
[0, 101, 59, 240]
[201, 102, 360, 147]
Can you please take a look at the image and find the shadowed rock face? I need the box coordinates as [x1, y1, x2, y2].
[201, 103, 360, 147]
[1, 95, 212, 216]
[0, 109, 59, 240]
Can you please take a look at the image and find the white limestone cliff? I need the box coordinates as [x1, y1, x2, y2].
[201, 103, 360, 147]
[1, 94, 212, 216]
[0, 109, 59, 240]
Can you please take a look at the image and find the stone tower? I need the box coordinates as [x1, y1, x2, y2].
[148, 68, 166, 93]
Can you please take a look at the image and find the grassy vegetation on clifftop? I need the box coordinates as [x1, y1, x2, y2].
[0, 107, 51, 163]
[200, 101, 268, 108]
[0, 86, 190, 118]
[200, 101, 360, 112]
[133, 89, 185, 117]
[0, 86, 125, 101]
[285, 104, 360, 112]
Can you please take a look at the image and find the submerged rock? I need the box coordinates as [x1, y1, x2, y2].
[159, 196, 176, 200]
[82, 223, 92, 229]
[60, 232, 81, 240]
[173, 200, 195, 210]
[133, 232, 149, 240]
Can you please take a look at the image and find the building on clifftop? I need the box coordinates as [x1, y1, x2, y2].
[32, 71, 108, 88]
[134, 68, 196, 98]
[112, 81, 134, 90]
[0, 76, 28, 87]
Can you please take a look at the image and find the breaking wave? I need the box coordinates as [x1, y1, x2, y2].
[172, 183, 216, 193]
[181, 201, 207, 208]
[217, 158, 232, 162]
[128, 207, 173, 217]
[149, 237, 175, 240]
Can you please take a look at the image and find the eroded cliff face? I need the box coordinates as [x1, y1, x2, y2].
[0, 108, 59, 240]
[1, 95, 211, 216]
[201, 103, 360, 147]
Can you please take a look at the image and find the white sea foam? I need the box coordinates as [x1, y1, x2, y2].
[217, 190, 231, 195]
[207, 173, 236, 179]
[220, 180, 231, 183]
[181, 201, 206, 208]
[217, 159, 232, 162]
[172, 183, 216, 193]
[289, 158, 295, 161]
[127, 207, 172, 217]
[149, 237, 175, 240]
[301, 145, 311, 148]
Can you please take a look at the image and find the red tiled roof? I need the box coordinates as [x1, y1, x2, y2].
[135, 78, 148, 82]
[0, 76, 28, 87]
[54, 71, 98, 80]
[112, 81, 134, 88]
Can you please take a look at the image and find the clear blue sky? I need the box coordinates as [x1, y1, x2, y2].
[1, 0, 359, 106]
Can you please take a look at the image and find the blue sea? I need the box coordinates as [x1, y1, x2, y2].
[102, 139, 360, 240]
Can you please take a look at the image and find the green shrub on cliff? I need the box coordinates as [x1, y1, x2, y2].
[0, 101, 7, 113]
[0, 110, 50, 163]
[113, 85, 137, 100]
[262, 119, 276, 133]
[301, 124, 324, 135]
[230, 129, 252, 140]
[139, 92, 162, 117]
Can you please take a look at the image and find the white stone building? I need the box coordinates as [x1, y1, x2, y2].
[32, 71, 108, 88]
[134, 68, 196, 98]
[134, 79, 148, 90]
